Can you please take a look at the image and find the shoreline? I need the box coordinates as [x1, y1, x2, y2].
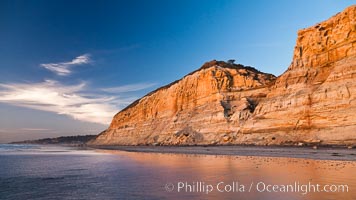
[89, 145, 356, 161]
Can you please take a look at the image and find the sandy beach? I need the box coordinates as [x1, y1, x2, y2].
[90, 145, 356, 161]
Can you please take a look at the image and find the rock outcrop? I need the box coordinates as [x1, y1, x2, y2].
[90, 6, 356, 146]
[92, 61, 276, 145]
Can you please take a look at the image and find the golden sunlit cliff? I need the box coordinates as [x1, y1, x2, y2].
[90, 5, 356, 146]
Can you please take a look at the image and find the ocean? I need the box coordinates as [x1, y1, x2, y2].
[0, 144, 355, 200]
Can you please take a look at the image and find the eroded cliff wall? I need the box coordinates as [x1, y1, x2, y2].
[241, 5, 356, 145]
[92, 62, 276, 145]
[91, 6, 356, 146]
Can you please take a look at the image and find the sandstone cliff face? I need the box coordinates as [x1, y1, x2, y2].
[93, 61, 276, 145]
[91, 6, 356, 146]
[242, 5, 356, 145]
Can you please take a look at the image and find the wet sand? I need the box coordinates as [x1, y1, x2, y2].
[91, 145, 356, 161]
[3, 144, 356, 200]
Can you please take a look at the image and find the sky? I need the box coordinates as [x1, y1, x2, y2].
[0, 0, 353, 143]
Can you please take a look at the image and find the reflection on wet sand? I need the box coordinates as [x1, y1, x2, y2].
[99, 150, 356, 200]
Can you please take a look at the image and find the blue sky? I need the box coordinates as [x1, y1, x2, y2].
[0, 0, 353, 142]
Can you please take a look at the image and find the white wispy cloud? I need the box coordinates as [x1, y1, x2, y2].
[41, 54, 91, 76]
[102, 82, 157, 93]
[0, 80, 157, 125]
[0, 80, 119, 125]
[0, 54, 159, 126]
